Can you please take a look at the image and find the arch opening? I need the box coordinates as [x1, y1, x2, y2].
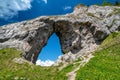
[36, 33, 63, 66]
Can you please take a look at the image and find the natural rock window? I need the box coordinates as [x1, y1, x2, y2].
[37, 33, 63, 62]
[0, 5, 120, 64]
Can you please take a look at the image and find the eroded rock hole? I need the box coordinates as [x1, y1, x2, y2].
[36, 33, 63, 66]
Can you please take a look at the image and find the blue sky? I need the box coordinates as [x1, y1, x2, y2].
[0, 0, 117, 26]
[0, 0, 119, 66]
[38, 33, 62, 61]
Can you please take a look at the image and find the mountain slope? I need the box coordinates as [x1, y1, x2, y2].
[0, 32, 120, 80]
[76, 32, 120, 80]
[0, 48, 80, 80]
[0, 5, 120, 80]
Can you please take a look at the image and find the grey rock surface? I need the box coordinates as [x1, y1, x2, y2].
[0, 5, 120, 64]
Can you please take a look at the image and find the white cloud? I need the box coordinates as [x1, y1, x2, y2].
[0, 0, 32, 20]
[42, 0, 47, 4]
[36, 59, 55, 66]
[64, 6, 72, 10]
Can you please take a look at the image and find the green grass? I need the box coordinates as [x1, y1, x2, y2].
[107, 8, 120, 17]
[101, 0, 120, 6]
[1, 32, 120, 80]
[53, 64, 75, 80]
[0, 48, 80, 80]
[76, 32, 120, 80]
[99, 32, 120, 49]
[101, 1, 113, 6]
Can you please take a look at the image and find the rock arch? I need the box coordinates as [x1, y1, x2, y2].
[0, 5, 120, 63]
[23, 19, 82, 63]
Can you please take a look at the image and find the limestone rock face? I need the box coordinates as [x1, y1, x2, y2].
[0, 17, 54, 63]
[0, 5, 120, 63]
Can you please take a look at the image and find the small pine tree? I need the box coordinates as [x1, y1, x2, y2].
[102, 0, 113, 6]
[115, 0, 120, 6]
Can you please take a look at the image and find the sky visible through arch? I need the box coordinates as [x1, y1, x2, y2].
[37, 33, 62, 61]
[0, 0, 119, 66]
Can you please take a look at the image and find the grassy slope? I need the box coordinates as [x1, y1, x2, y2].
[0, 32, 120, 80]
[0, 48, 80, 80]
[76, 32, 120, 80]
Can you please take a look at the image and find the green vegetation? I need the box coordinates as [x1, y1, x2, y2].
[101, 0, 120, 6]
[63, 49, 69, 54]
[87, 13, 103, 20]
[76, 32, 120, 80]
[100, 32, 120, 49]
[54, 64, 75, 80]
[0, 48, 81, 80]
[0, 32, 120, 80]
[101, 0, 113, 6]
[113, 8, 120, 15]
[107, 8, 120, 17]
